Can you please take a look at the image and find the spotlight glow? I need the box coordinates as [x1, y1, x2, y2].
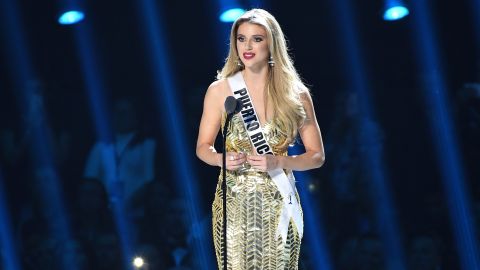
[308, 182, 317, 193]
[58, 10, 85, 25]
[133, 257, 144, 268]
[219, 8, 245, 23]
[383, 6, 409, 21]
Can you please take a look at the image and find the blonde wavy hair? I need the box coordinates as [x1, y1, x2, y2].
[218, 9, 308, 145]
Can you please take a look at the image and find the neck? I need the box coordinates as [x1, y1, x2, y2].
[242, 65, 269, 90]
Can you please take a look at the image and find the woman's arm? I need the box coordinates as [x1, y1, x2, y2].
[247, 91, 325, 171]
[196, 81, 246, 169]
[280, 91, 325, 170]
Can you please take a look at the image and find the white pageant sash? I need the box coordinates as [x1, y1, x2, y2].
[227, 71, 303, 243]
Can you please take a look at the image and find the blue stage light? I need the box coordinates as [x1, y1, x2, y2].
[136, 0, 216, 268]
[383, 6, 409, 21]
[410, 1, 480, 268]
[219, 8, 245, 23]
[331, 0, 408, 268]
[58, 10, 84, 25]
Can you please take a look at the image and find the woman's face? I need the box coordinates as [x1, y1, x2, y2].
[236, 22, 269, 69]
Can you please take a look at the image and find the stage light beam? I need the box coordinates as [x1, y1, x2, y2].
[58, 10, 84, 25]
[383, 0, 409, 21]
[219, 8, 245, 23]
[410, 1, 480, 268]
[133, 257, 144, 268]
[135, 0, 216, 268]
[331, 1, 407, 269]
[384, 6, 409, 21]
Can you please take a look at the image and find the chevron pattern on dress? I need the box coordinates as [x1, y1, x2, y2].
[212, 113, 303, 269]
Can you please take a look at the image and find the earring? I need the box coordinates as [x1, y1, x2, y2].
[237, 58, 244, 67]
[268, 56, 275, 67]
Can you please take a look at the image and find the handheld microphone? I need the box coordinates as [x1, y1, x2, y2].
[224, 96, 243, 115]
[221, 96, 243, 270]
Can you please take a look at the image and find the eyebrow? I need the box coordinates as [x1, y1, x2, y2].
[236, 34, 266, 38]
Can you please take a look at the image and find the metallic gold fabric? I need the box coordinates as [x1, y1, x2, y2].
[212, 114, 303, 270]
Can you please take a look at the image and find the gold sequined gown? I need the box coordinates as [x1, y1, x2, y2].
[212, 114, 303, 270]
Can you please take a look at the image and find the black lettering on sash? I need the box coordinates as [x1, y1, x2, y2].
[251, 132, 263, 144]
[241, 108, 254, 118]
[254, 139, 266, 147]
[247, 121, 259, 131]
[238, 94, 250, 105]
[242, 101, 253, 109]
[234, 88, 247, 96]
[244, 115, 258, 124]
[257, 144, 271, 154]
[231, 84, 273, 157]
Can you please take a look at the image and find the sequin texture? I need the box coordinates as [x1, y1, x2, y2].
[212, 114, 303, 270]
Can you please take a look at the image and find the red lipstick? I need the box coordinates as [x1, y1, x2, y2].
[243, 52, 255, 60]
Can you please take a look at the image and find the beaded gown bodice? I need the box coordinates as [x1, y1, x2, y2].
[212, 113, 303, 270]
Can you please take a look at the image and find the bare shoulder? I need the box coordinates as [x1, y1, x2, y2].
[299, 89, 317, 123]
[299, 89, 314, 105]
[207, 79, 230, 95]
[203, 79, 231, 112]
[205, 79, 230, 103]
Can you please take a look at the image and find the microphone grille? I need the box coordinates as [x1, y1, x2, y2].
[225, 96, 241, 114]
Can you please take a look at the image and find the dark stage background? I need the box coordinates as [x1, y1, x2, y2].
[0, 0, 479, 269]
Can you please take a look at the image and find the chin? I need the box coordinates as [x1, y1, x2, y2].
[244, 60, 266, 68]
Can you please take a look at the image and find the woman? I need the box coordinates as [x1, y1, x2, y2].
[196, 9, 325, 269]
